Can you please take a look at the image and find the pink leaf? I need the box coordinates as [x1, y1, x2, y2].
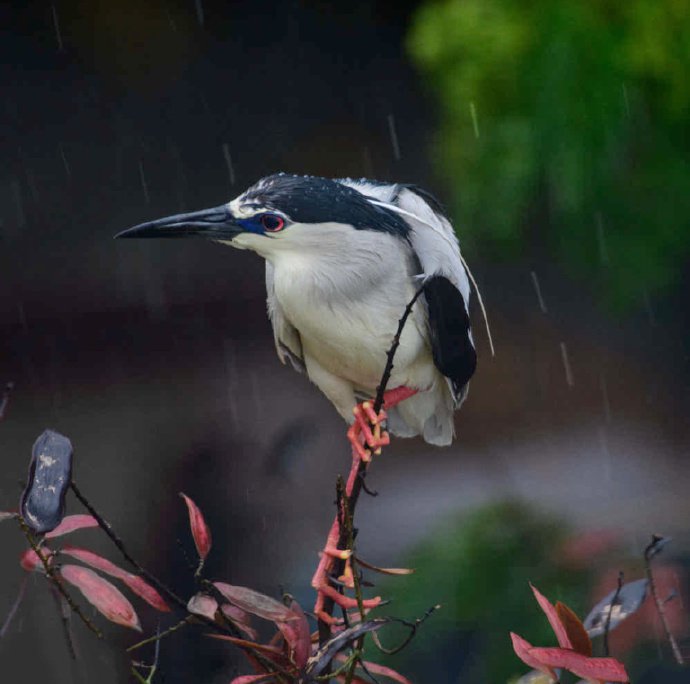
[180, 493, 212, 561]
[529, 647, 629, 683]
[60, 564, 141, 631]
[213, 582, 296, 623]
[61, 546, 170, 612]
[187, 593, 218, 621]
[229, 676, 276, 684]
[19, 548, 45, 572]
[510, 633, 557, 681]
[45, 514, 98, 539]
[277, 600, 311, 668]
[530, 584, 572, 648]
[220, 604, 258, 640]
[335, 655, 414, 684]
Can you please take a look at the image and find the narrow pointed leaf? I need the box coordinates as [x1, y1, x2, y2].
[528, 647, 629, 682]
[335, 655, 414, 684]
[0, 512, 16, 523]
[555, 602, 592, 656]
[277, 600, 311, 668]
[220, 603, 258, 640]
[583, 579, 648, 637]
[229, 676, 276, 684]
[60, 564, 141, 631]
[187, 593, 218, 621]
[355, 558, 415, 575]
[45, 514, 98, 538]
[510, 632, 557, 681]
[213, 583, 296, 623]
[20, 430, 73, 534]
[19, 548, 47, 572]
[207, 634, 291, 670]
[61, 546, 170, 612]
[530, 584, 572, 648]
[180, 493, 212, 560]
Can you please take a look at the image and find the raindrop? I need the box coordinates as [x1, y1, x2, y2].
[530, 270, 547, 313]
[641, 287, 656, 326]
[51, 4, 64, 52]
[10, 180, 25, 230]
[559, 342, 574, 387]
[138, 160, 150, 204]
[58, 143, 71, 177]
[221, 144, 235, 186]
[194, 0, 204, 27]
[595, 212, 609, 265]
[469, 101, 480, 139]
[386, 114, 401, 161]
[599, 373, 611, 423]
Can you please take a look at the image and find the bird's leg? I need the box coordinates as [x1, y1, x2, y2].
[313, 386, 418, 624]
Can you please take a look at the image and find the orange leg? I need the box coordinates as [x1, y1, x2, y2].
[312, 386, 418, 624]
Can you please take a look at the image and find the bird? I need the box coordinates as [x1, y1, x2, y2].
[116, 173, 477, 447]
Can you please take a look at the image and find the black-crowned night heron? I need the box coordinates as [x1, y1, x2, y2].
[117, 173, 481, 622]
[116, 173, 477, 446]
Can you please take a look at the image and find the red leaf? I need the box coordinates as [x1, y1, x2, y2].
[19, 548, 45, 572]
[60, 564, 141, 631]
[207, 634, 290, 669]
[510, 633, 557, 681]
[187, 593, 218, 621]
[229, 676, 276, 684]
[61, 546, 170, 612]
[335, 655, 414, 683]
[45, 515, 98, 539]
[213, 582, 296, 623]
[530, 584, 572, 649]
[555, 601, 592, 656]
[529, 647, 629, 683]
[180, 493, 212, 561]
[220, 603, 258, 641]
[277, 600, 311, 669]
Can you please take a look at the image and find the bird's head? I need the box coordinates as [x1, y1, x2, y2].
[115, 173, 410, 259]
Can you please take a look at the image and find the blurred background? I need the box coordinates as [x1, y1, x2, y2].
[0, 1, 689, 682]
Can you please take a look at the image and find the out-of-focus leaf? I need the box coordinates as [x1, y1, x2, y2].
[583, 579, 649, 637]
[180, 493, 212, 561]
[645, 535, 671, 560]
[0, 512, 15, 523]
[20, 430, 73, 534]
[19, 548, 46, 572]
[528, 647, 629, 683]
[335, 655, 414, 684]
[60, 564, 141, 631]
[45, 514, 98, 538]
[213, 583, 296, 623]
[514, 670, 555, 684]
[220, 603, 258, 640]
[277, 600, 311, 669]
[530, 584, 572, 649]
[555, 601, 591, 656]
[208, 634, 291, 670]
[61, 546, 170, 612]
[229, 675, 275, 684]
[187, 593, 218, 621]
[510, 632, 557, 681]
[356, 558, 415, 576]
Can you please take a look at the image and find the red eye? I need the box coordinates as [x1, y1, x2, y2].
[261, 214, 285, 232]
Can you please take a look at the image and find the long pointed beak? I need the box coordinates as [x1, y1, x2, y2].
[114, 205, 243, 240]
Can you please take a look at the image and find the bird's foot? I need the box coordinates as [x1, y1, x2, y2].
[347, 401, 389, 465]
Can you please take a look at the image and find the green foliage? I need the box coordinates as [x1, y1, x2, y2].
[408, 0, 690, 307]
[374, 502, 589, 683]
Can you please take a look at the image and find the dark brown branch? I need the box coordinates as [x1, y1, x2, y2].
[644, 535, 683, 665]
[602, 571, 623, 657]
[317, 282, 427, 650]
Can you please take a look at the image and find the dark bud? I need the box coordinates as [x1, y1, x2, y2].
[20, 430, 73, 534]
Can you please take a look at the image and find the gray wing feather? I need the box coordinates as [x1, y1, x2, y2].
[265, 262, 305, 373]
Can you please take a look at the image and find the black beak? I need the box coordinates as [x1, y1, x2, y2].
[114, 205, 243, 240]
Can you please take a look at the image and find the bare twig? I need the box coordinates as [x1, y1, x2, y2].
[0, 381, 14, 421]
[127, 616, 194, 652]
[644, 535, 683, 665]
[603, 571, 624, 657]
[1, 573, 29, 638]
[16, 515, 103, 638]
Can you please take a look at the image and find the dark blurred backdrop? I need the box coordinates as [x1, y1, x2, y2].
[1, 1, 689, 682]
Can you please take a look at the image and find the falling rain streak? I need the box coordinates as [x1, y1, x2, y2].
[595, 212, 609, 265]
[138, 160, 150, 204]
[194, 0, 204, 27]
[469, 102, 480, 139]
[560, 342, 574, 387]
[387, 114, 401, 160]
[59, 144, 71, 177]
[530, 270, 547, 313]
[51, 4, 64, 51]
[222, 144, 235, 186]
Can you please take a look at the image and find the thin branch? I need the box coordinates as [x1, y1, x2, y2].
[127, 616, 193, 652]
[16, 515, 102, 638]
[603, 571, 623, 657]
[1, 573, 29, 638]
[644, 534, 683, 665]
[0, 381, 13, 421]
